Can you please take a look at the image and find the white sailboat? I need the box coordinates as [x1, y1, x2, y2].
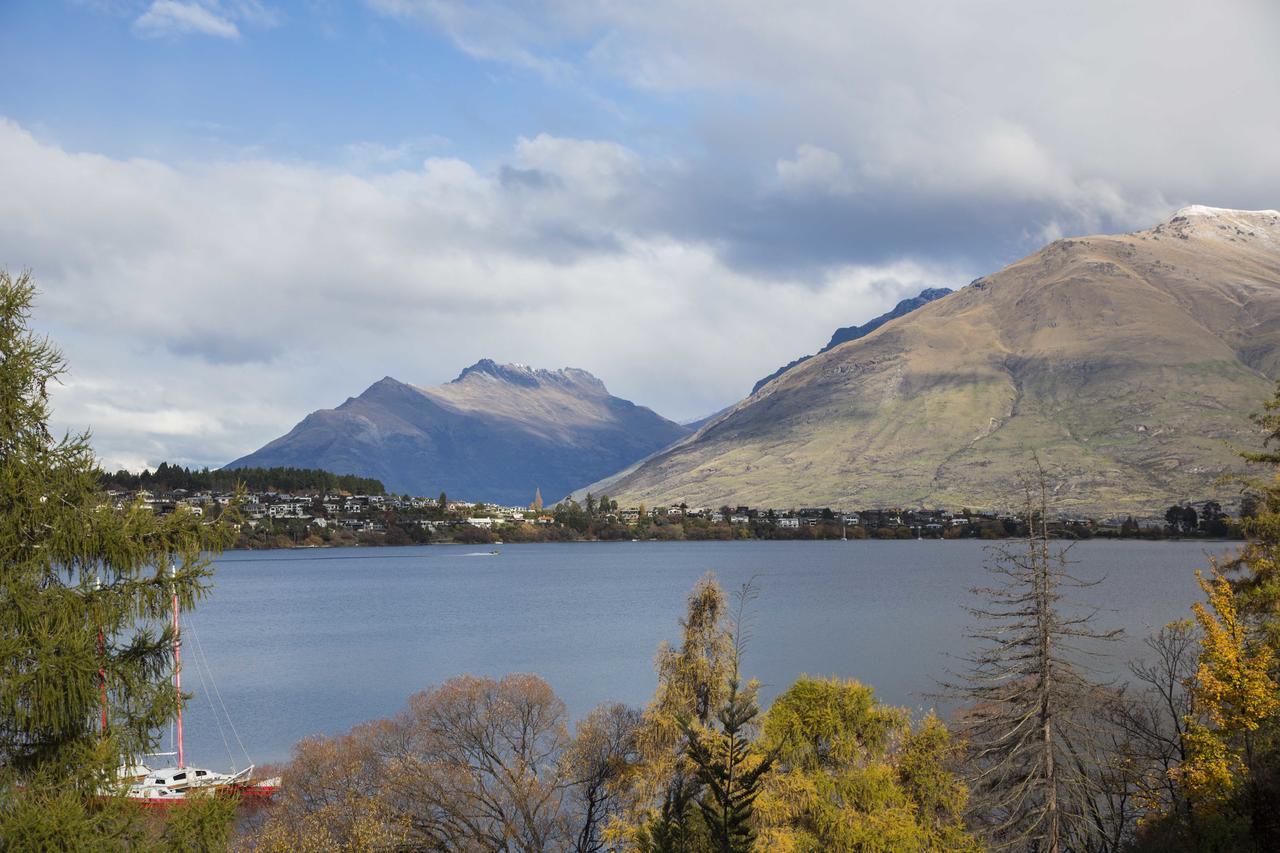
[120, 565, 279, 806]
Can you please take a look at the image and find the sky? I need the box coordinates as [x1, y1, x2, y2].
[2, 0, 1278, 471]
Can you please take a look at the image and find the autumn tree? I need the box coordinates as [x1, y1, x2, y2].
[566, 702, 642, 852]
[386, 674, 575, 849]
[251, 673, 641, 852]
[755, 676, 977, 851]
[1100, 620, 1200, 848]
[249, 721, 408, 852]
[1230, 382, 1280, 650]
[621, 573, 734, 848]
[1168, 566, 1280, 846]
[638, 575, 732, 772]
[0, 270, 237, 848]
[678, 581, 775, 852]
[1116, 385, 1280, 849]
[1182, 381, 1280, 845]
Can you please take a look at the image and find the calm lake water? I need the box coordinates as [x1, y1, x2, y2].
[176, 539, 1234, 768]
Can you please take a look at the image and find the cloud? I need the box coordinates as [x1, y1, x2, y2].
[776, 145, 851, 196]
[366, 0, 580, 80]
[133, 1, 241, 39]
[369, 0, 1280, 238]
[342, 136, 451, 172]
[0, 119, 961, 471]
[225, 0, 280, 29]
[129, 0, 279, 40]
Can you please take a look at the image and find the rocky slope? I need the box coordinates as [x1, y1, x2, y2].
[750, 287, 953, 394]
[582, 206, 1280, 513]
[225, 361, 690, 505]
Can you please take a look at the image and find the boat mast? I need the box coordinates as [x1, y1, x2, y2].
[95, 574, 107, 733]
[171, 563, 184, 768]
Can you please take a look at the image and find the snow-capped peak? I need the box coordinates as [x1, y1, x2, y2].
[1155, 205, 1280, 246]
[1172, 204, 1280, 220]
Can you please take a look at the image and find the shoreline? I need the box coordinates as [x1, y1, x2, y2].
[219, 534, 1245, 554]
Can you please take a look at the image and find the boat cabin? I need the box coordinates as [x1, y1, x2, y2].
[140, 767, 217, 789]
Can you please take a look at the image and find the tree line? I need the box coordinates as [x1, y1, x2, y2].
[100, 461, 387, 497]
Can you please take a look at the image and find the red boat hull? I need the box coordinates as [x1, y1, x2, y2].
[130, 783, 278, 808]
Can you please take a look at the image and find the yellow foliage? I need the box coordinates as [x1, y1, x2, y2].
[1173, 566, 1279, 803]
[1193, 568, 1278, 731]
[754, 676, 979, 852]
[616, 573, 734, 839]
[250, 791, 409, 852]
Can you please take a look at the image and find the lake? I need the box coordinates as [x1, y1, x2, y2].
[174, 539, 1234, 768]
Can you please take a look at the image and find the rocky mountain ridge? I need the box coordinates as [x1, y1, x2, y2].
[750, 286, 953, 394]
[226, 361, 690, 505]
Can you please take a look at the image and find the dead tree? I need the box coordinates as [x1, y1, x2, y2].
[947, 462, 1121, 852]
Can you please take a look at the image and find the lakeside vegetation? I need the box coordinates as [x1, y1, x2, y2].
[3, 269, 1280, 851]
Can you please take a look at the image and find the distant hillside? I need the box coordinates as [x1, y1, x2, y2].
[581, 206, 1280, 514]
[750, 287, 952, 394]
[224, 360, 690, 505]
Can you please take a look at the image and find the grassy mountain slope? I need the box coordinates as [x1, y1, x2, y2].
[585, 207, 1280, 513]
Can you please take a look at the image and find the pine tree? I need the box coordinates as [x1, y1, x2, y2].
[635, 770, 703, 853]
[681, 677, 774, 852]
[1232, 382, 1280, 650]
[0, 270, 236, 847]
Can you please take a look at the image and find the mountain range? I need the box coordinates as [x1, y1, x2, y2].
[579, 206, 1280, 514]
[225, 361, 690, 505]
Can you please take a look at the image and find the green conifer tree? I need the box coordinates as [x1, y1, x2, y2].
[635, 770, 703, 853]
[0, 270, 236, 848]
[681, 676, 775, 852]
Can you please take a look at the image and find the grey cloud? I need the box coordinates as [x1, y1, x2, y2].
[498, 165, 561, 191]
[165, 333, 282, 365]
[374, 0, 1279, 276]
